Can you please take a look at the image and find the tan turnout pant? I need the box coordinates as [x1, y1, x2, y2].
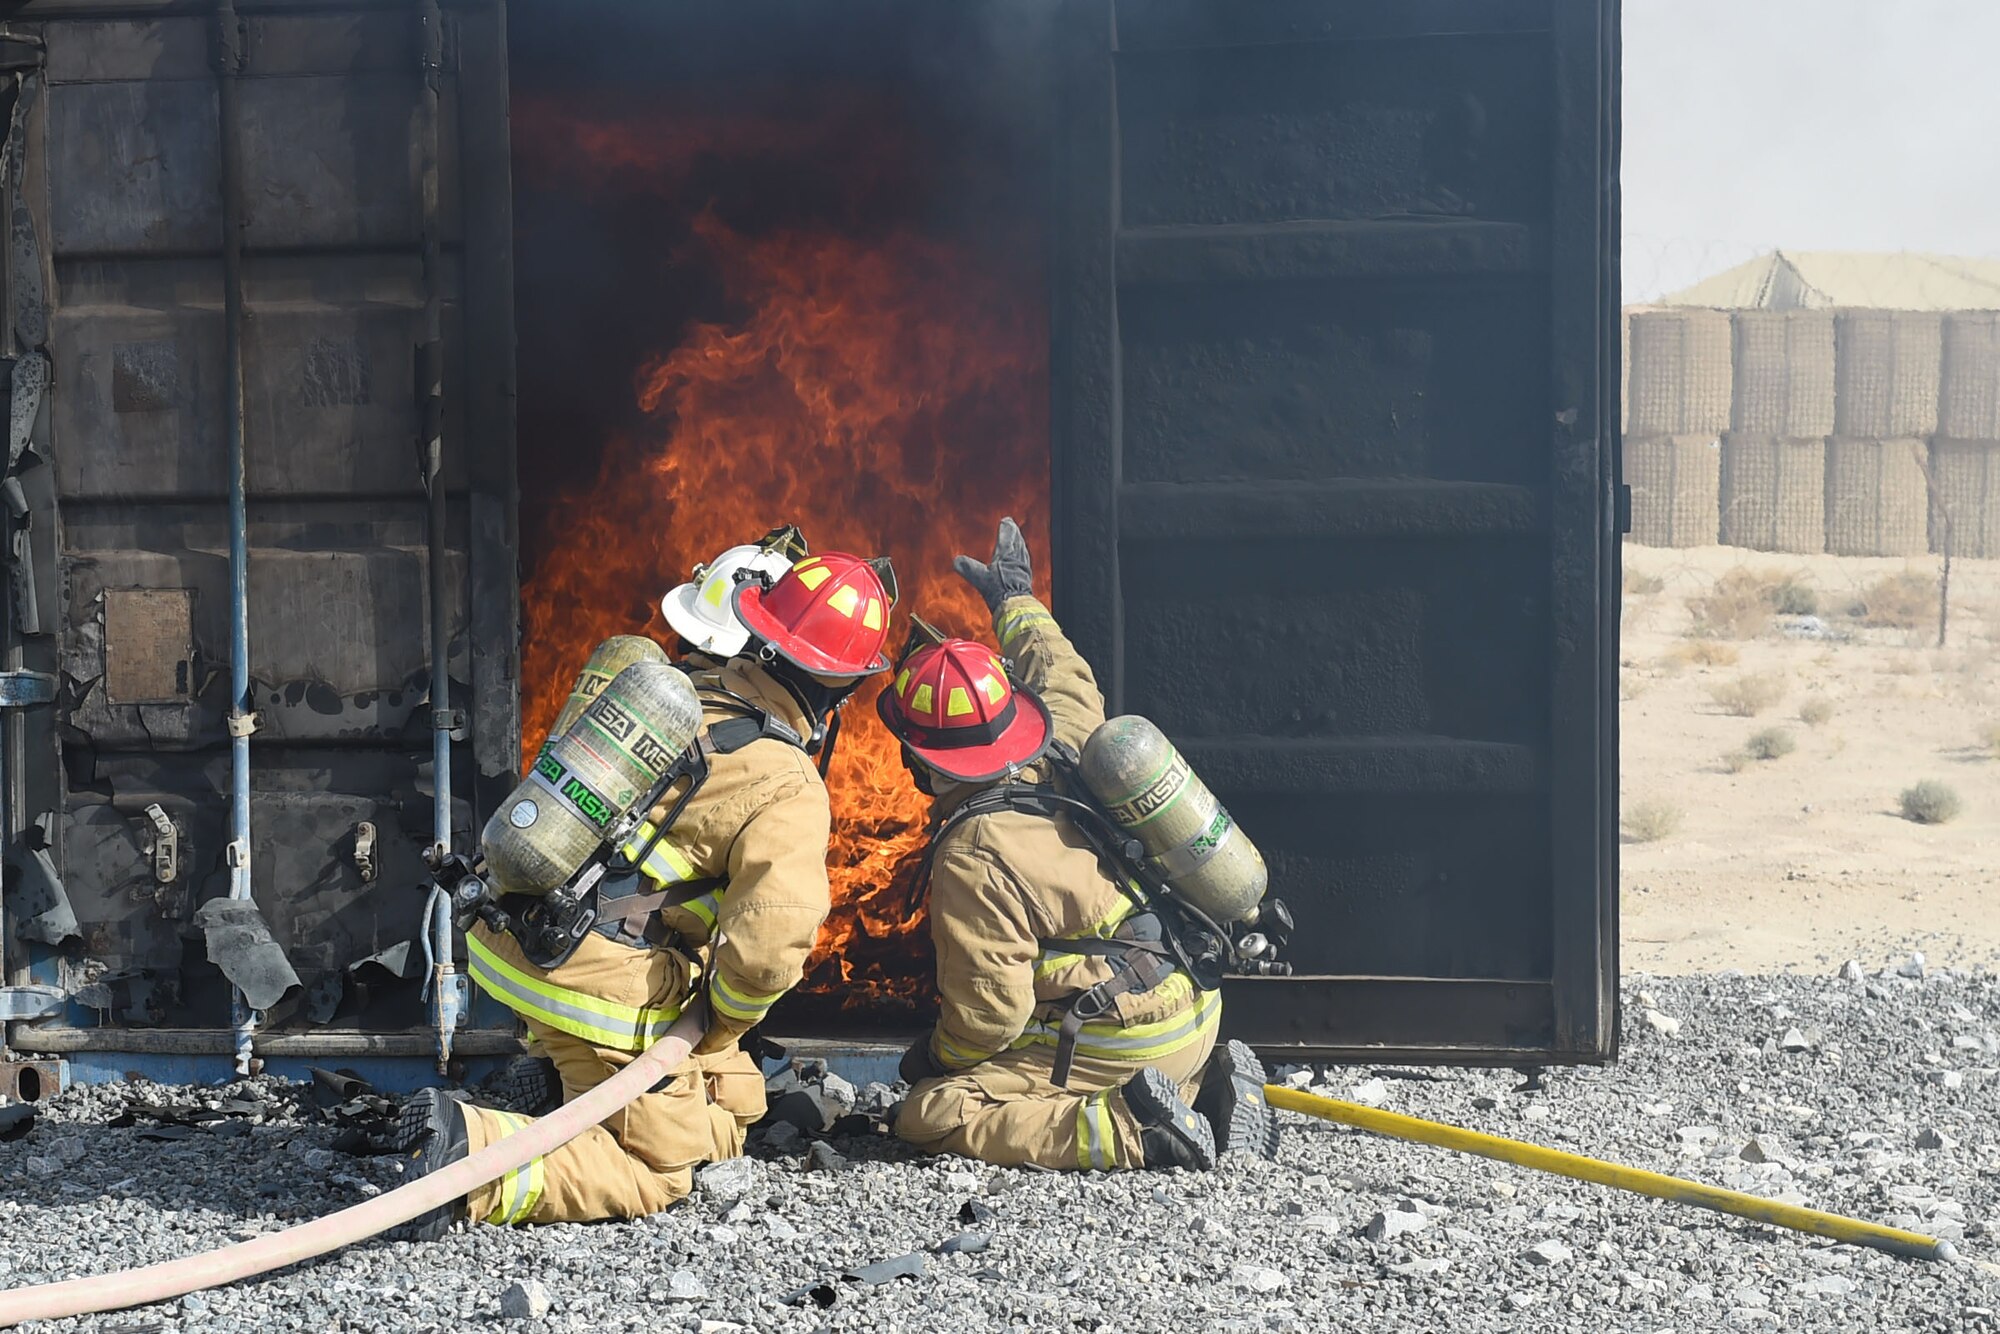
[896, 994, 1218, 1171]
[457, 925, 766, 1225]
[459, 1026, 765, 1225]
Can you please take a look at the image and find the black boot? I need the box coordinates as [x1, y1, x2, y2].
[483, 1054, 563, 1117]
[1122, 1067, 1215, 1171]
[1195, 1040, 1281, 1161]
[386, 1088, 471, 1242]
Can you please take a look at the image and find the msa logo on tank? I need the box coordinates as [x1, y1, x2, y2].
[1106, 752, 1191, 828]
[533, 752, 616, 829]
[584, 695, 680, 779]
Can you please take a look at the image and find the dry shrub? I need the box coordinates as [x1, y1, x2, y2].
[1721, 749, 1754, 774]
[1883, 654, 1920, 677]
[1848, 572, 1935, 630]
[1685, 570, 1776, 639]
[1899, 780, 1962, 825]
[1624, 568, 1666, 597]
[1745, 727, 1797, 761]
[1798, 697, 1835, 726]
[1768, 574, 1818, 616]
[1709, 674, 1786, 717]
[1665, 641, 1740, 670]
[1981, 721, 2000, 759]
[1623, 800, 1683, 843]
[1619, 673, 1651, 702]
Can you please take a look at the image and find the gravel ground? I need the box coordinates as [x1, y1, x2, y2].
[4, 964, 1999, 1333]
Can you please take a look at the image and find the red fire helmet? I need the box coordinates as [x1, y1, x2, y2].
[732, 551, 893, 679]
[877, 638, 1052, 783]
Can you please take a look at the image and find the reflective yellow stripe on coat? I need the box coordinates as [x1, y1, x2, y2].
[480, 1110, 546, 1225]
[709, 972, 786, 1026]
[1033, 899, 1140, 979]
[620, 820, 702, 889]
[1012, 974, 1220, 1065]
[465, 933, 683, 1051]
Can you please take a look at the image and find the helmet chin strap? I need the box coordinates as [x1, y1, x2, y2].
[761, 656, 860, 762]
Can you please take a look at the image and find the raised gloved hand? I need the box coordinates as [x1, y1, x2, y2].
[953, 516, 1034, 613]
[899, 1035, 947, 1086]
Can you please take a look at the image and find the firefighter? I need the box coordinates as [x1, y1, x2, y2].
[881, 518, 1280, 1171]
[393, 551, 895, 1236]
[662, 524, 810, 666]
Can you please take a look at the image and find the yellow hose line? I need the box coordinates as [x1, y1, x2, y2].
[1265, 1085, 1958, 1263]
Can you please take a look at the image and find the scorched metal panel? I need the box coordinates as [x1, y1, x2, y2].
[1049, 0, 1621, 1062]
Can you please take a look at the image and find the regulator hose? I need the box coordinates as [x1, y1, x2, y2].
[1266, 1084, 1960, 1263]
[0, 1005, 709, 1328]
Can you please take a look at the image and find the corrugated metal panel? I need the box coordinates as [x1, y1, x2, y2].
[7, 2, 516, 1053]
[1050, 0, 1619, 1062]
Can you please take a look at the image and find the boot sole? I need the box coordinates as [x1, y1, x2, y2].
[385, 1089, 468, 1242]
[1125, 1067, 1216, 1170]
[1196, 1040, 1281, 1161]
[489, 1055, 563, 1117]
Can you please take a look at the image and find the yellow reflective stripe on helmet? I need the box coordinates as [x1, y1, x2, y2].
[996, 604, 1056, 647]
[481, 1111, 547, 1226]
[1012, 978, 1220, 1064]
[1034, 900, 1139, 978]
[1076, 1091, 1117, 1170]
[619, 821, 699, 887]
[466, 933, 683, 1052]
[709, 972, 786, 1025]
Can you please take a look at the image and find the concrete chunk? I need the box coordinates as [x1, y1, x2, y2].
[1524, 1239, 1573, 1266]
[1364, 1206, 1432, 1243]
[500, 1280, 552, 1321]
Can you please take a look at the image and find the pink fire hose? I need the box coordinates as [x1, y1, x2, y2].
[0, 1006, 708, 1328]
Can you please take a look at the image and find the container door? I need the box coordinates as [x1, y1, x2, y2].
[1050, 0, 1621, 1061]
[3, 1, 517, 1065]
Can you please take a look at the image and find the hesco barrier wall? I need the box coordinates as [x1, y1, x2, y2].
[1624, 307, 1999, 556]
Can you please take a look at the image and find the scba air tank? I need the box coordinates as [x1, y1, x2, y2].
[1078, 715, 1267, 925]
[551, 635, 669, 736]
[482, 661, 703, 896]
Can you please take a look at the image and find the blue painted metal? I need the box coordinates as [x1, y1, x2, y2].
[763, 1041, 904, 1090]
[61, 1050, 513, 1095]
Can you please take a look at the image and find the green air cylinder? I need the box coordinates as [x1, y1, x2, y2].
[482, 660, 702, 896]
[552, 635, 669, 736]
[1077, 715, 1267, 925]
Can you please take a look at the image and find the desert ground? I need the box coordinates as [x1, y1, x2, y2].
[1619, 543, 2000, 974]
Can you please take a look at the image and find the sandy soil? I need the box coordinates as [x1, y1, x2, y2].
[1618, 543, 2000, 975]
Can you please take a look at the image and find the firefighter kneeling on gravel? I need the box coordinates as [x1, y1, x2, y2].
[882, 518, 1279, 1172]
[393, 551, 896, 1237]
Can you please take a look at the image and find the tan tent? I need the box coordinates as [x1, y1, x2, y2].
[1660, 251, 2000, 312]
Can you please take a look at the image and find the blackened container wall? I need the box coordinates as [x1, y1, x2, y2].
[1049, 0, 1620, 1061]
[8, 3, 517, 1042]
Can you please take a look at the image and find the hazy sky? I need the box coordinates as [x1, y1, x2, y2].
[1623, 0, 2000, 301]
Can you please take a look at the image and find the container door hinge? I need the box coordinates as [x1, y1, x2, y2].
[1616, 483, 1633, 535]
[143, 802, 179, 886]
[0, 671, 54, 708]
[352, 820, 378, 883]
[0, 984, 64, 1021]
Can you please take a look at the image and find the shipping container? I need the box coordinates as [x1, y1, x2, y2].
[0, 0, 1621, 1094]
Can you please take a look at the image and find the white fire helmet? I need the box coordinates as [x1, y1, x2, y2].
[661, 543, 798, 657]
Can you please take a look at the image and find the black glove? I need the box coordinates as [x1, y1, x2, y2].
[899, 1035, 947, 1086]
[953, 516, 1034, 613]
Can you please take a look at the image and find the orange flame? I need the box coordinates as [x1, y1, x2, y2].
[515, 98, 1049, 1005]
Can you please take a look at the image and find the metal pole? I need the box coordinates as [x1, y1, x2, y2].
[417, 0, 462, 1072]
[214, 0, 256, 1076]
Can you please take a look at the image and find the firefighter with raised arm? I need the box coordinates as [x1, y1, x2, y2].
[392, 551, 895, 1236]
[881, 518, 1281, 1171]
